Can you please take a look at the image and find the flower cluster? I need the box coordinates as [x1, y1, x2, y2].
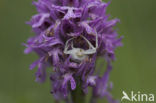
[24, 0, 122, 102]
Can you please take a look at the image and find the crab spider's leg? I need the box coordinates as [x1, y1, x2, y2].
[71, 41, 74, 49]
[64, 43, 70, 54]
[95, 32, 98, 49]
[83, 49, 96, 54]
[64, 37, 75, 54]
[80, 35, 95, 49]
[82, 32, 98, 55]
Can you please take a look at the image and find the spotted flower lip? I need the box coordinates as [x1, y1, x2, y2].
[25, 0, 122, 102]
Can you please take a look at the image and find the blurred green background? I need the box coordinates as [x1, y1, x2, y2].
[0, 0, 156, 103]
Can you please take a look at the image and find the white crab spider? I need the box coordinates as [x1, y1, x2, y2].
[64, 33, 98, 62]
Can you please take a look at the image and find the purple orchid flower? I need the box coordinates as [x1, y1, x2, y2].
[24, 0, 122, 103]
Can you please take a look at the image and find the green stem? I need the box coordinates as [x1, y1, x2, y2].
[90, 95, 97, 103]
[71, 86, 86, 103]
